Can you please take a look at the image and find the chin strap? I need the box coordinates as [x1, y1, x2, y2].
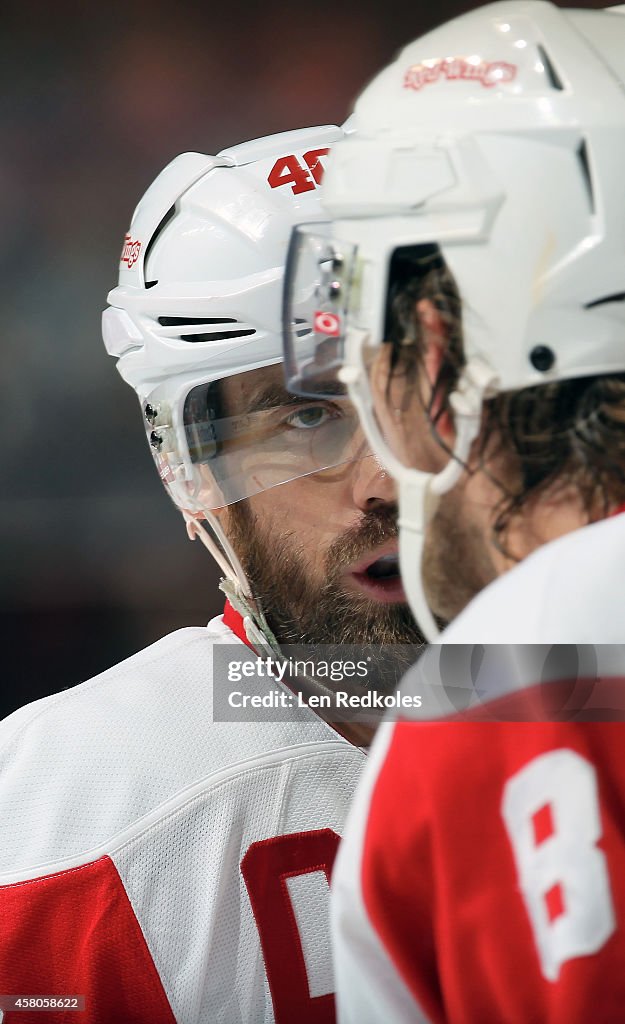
[182, 510, 281, 656]
[218, 576, 281, 656]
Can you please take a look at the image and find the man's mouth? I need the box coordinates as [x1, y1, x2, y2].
[347, 544, 406, 604]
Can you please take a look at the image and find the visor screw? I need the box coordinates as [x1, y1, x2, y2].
[529, 345, 555, 372]
[149, 430, 163, 450]
[144, 403, 158, 425]
[329, 282, 342, 299]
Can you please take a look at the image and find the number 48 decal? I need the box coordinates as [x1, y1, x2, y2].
[502, 749, 616, 981]
[267, 149, 330, 195]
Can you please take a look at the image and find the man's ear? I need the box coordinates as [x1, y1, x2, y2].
[416, 298, 455, 445]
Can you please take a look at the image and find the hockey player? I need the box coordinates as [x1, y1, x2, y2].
[283, 4, 625, 1020]
[0, 127, 421, 1024]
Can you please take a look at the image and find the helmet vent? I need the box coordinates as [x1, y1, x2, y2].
[584, 292, 625, 310]
[158, 316, 238, 327]
[157, 316, 256, 343]
[143, 204, 176, 278]
[536, 44, 564, 90]
[181, 328, 256, 343]
[294, 317, 311, 338]
[576, 140, 595, 214]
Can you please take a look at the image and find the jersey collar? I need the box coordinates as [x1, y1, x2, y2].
[222, 599, 255, 650]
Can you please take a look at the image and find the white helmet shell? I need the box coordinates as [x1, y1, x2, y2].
[321, 1, 625, 394]
[104, 126, 342, 387]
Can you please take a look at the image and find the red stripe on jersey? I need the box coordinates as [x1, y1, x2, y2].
[0, 856, 175, 1023]
[361, 720, 625, 1024]
[223, 599, 254, 648]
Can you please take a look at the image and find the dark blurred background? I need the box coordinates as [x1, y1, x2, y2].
[0, 0, 603, 716]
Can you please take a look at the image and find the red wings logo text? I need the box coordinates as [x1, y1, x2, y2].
[120, 234, 142, 268]
[404, 58, 517, 91]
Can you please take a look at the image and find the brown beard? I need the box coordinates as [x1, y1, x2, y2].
[422, 487, 497, 621]
[225, 500, 425, 689]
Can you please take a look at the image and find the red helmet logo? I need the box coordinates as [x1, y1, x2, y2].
[120, 233, 142, 268]
[314, 311, 341, 337]
[404, 58, 517, 92]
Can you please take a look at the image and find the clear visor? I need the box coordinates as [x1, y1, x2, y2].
[145, 363, 371, 511]
[283, 223, 359, 398]
[364, 244, 461, 472]
[362, 336, 426, 471]
[360, 243, 461, 472]
[285, 229, 455, 473]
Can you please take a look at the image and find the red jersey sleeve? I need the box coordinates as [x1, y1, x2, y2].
[0, 857, 175, 1023]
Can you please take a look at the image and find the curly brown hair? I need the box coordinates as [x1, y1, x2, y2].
[482, 375, 625, 544]
[385, 245, 464, 429]
[385, 245, 625, 550]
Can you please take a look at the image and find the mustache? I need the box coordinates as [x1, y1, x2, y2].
[326, 505, 399, 574]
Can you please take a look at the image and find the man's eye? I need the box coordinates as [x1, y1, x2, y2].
[285, 405, 332, 429]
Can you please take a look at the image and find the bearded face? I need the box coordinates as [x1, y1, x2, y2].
[226, 498, 423, 694]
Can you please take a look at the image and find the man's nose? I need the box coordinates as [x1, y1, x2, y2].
[351, 447, 397, 512]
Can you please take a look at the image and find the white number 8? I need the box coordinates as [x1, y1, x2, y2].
[502, 748, 615, 981]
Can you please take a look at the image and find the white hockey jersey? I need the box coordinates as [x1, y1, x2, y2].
[0, 603, 365, 1024]
[332, 514, 625, 1024]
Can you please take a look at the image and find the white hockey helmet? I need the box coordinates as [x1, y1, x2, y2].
[284, 1, 625, 639]
[103, 126, 362, 632]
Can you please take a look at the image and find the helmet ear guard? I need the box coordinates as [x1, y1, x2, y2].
[101, 306, 143, 359]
